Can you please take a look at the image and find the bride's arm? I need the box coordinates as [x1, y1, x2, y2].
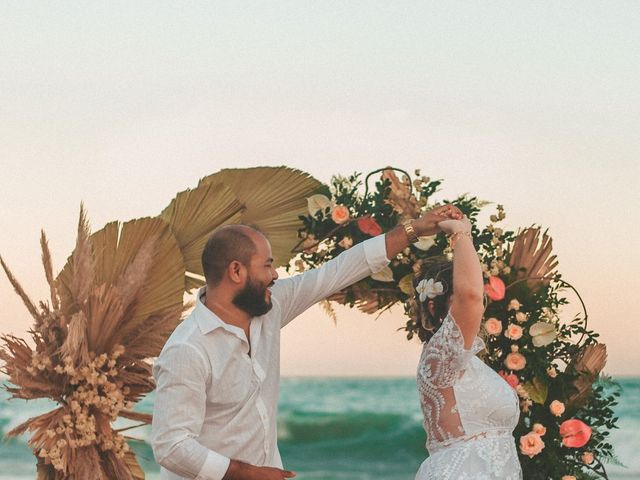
[439, 217, 484, 348]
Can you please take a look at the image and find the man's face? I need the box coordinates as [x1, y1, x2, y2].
[232, 234, 278, 317]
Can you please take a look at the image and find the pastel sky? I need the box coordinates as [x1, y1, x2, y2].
[1, 2, 638, 376]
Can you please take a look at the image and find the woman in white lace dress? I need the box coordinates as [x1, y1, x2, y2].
[414, 216, 522, 479]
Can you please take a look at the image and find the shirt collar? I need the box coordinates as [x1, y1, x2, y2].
[194, 287, 245, 340]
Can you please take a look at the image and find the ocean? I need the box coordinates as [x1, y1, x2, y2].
[1, 377, 638, 480]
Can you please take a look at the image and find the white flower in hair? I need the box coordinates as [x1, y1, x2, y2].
[416, 278, 444, 302]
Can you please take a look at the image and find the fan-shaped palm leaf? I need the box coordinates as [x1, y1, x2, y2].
[160, 181, 245, 290]
[198, 167, 322, 267]
[509, 228, 558, 289]
[57, 217, 185, 354]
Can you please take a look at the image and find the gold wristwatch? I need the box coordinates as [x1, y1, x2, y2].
[403, 220, 419, 244]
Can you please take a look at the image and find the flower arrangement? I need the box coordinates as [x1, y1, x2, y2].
[288, 167, 620, 479]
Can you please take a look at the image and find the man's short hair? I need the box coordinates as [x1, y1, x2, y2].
[201, 225, 257, 285]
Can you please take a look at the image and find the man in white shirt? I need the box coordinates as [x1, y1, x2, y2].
[151, 205, 462, 480]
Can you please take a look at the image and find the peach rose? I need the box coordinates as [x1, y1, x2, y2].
[508, 299, 521, 311]
[581, 451, 594, 465]
[532, 423, 547, 436]
[550, 400, 566, 417]
[484, 318, 503, 336]
[505, 324, 523, 340]
[331, 205, 350, 224]
[519, 432, 545, 458]
[561, 476, 576, 480]
[357, 216, 383, 236]
[515, 311, 528, 323]
[505, 352, 526, 371]
[338, 236, 353, 249]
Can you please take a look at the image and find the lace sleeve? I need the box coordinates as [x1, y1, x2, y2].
[420, 311, 485, 389]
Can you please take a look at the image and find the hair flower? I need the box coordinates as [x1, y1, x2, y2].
[416, 278, 444, 302]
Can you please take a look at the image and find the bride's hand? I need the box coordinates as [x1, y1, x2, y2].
[437, 216, 472, 235]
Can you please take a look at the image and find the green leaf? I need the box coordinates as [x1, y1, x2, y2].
[524, 376, 549, 404]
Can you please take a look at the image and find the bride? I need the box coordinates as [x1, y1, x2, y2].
[414, 216, 522, 479]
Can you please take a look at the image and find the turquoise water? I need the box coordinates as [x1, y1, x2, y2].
[1, 377, 638, 480]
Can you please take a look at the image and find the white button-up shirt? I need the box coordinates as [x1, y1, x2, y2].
[151, 235, 389, 480]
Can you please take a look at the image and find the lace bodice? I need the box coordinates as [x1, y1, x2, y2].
[416, 312, 522, 479]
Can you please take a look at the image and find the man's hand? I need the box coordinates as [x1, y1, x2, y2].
[412, 204, 463, 237]
[224, 460, 296, 480]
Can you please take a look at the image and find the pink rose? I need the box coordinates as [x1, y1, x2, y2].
[532, 423, 547, 436]
[505, 324, 523, 340]
[559, 419, 592, 448]
[505, 352, 526, 371]
[484, 317, 503, 336]
[498, 370, 519, 388]
[484, 275, 506, 301]
[331, 205, 350, 224]
[549, 400, 565, 417]
[519, 432, 545, 458]
[581, 451, 594, 465]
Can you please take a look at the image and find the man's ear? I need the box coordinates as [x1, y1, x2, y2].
[227, 260, 247, 284]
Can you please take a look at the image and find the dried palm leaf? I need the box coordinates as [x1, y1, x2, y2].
[567, 343, 608, 407]
[198, 167, 322, 268]
[123, 450, 145, 480]
[160, 182, 245, 287]
[509, 228, 558, 289]
[58, 217, 185, 354]
[381, 169, 420, 220]
[40, 231, 60, 311]
[0, 255, 40, 320]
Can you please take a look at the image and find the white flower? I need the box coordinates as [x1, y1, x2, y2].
[307, 194, 333, 216]
[530, 322, 557, 347]
[414, 235, 436, 251]
[416, 278, 444, 302]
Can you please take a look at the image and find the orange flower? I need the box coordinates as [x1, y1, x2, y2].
[484, 276, 505, 301]
[504, 352, 526, 371]
[505, 324, 523, 340]
[559, 419, 592, 448]
[532, 423, 547, 436]
[498, 370, 519, 388]
[549, 400, 566, 417]
[581, 451, 594, 465]
[357, 216, 383, 237]
[519, 432, 545, 458]
[484, 318, 503, 336]
[331, 205, 350, 224]
[562, 476, 577, 480]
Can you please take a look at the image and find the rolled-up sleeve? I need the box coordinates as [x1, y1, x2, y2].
[151, 343, 230, 480]
[274, 234, 390, 327]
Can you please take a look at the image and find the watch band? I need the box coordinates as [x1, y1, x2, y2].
[403, 220, 419, 244]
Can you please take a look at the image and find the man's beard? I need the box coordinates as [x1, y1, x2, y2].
[233, 276, 273, 317]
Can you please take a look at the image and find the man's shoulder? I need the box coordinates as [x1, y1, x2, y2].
[160, 314, 202, 352]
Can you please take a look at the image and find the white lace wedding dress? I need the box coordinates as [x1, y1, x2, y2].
[415, 312, 523, 479]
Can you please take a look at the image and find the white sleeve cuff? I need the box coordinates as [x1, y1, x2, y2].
[363, 234, 390, 274]
[195, 451, 231, 480]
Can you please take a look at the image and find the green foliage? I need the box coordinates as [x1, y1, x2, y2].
[289, 168, 620, 479]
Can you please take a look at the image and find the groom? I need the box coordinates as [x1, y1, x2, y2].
[151, 205, 462, 480]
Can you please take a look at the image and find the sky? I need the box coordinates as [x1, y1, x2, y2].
[1, 1, 639, 376]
